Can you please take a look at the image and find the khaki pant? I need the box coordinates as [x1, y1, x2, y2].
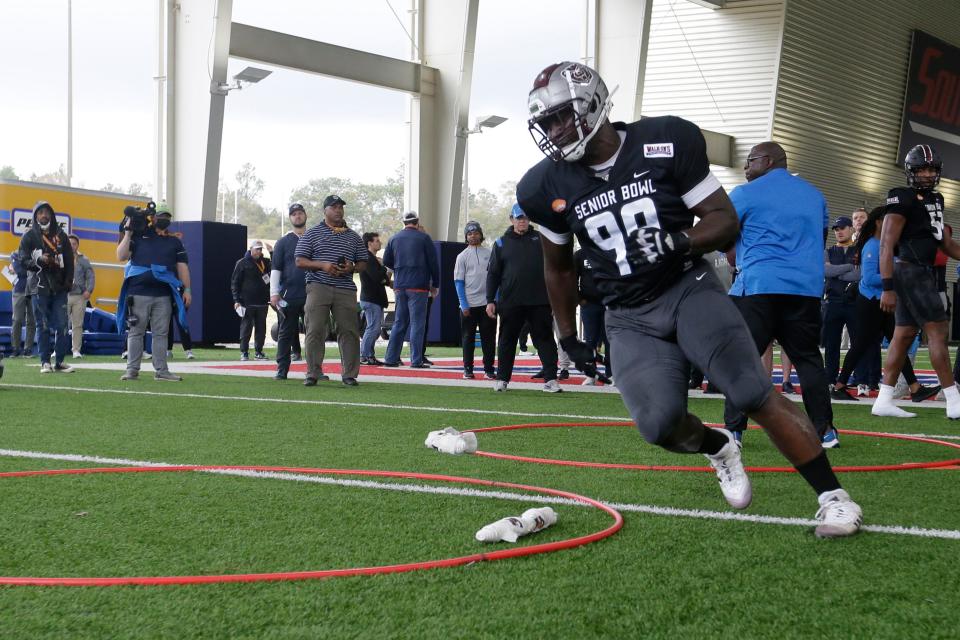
[304, 282, 361, 380]
[68, 293, 86, 353]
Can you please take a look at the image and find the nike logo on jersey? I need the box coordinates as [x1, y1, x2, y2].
[696, 273, 706, 281]
[633, 170, 650, 179]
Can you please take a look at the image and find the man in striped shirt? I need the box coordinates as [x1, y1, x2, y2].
[294, 195, 369, 387]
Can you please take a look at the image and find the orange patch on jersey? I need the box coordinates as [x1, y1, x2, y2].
[551, 199, 567, 213]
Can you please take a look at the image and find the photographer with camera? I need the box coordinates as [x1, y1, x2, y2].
[294, 195, 368, 387]
[17, 201, 75, 373]
[116, 201, 191, 381]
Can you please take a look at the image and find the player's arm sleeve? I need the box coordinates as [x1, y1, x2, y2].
[669, 117, 722, 209]
[517, 170, 572, 245]
[454, 280, 469, 311]
[885, 188, 912, 217]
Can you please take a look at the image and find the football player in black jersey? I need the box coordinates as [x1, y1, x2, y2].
[517, 61, 861, 537]
[872, 144, 960, 419]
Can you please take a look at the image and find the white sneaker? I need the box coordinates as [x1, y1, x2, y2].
[185, 350, 196, 360]
[53, 363, 74, 373]
[581, 376, 597, 386]
[518, 350, 535, 357]
[543, 379, 562, 393]
[871, 401, 916, 418]
[72, 350, 83, 359]
[40, 363, 53, 373]
[815, 489, 862, 538]
[856, 384, 869, 397]
[704, 428, 752, 509]
[494, 380, 508, 392]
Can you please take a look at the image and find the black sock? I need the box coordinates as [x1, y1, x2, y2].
[697, 427, 730, 455]
[795, 451, 842, 495]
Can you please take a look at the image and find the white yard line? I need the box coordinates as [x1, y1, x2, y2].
[0, 448, 957, 541]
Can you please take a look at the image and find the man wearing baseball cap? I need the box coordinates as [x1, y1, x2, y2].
[294, 195, 369, 386]
[231, 239, 272, 361]
[823, 215, 860, 406]
[270, 203, 310, 379]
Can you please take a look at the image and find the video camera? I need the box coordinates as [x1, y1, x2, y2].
[121, 201, 157, 235]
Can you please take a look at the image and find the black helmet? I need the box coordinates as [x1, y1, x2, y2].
[904, 144, 942, 189]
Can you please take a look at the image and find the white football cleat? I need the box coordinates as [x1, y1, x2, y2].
[494, 380, 508, 392]
[815, 489, 862, 538]
[704, 428, 752, 509]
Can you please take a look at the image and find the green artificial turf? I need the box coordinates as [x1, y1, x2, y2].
[0, 352, 958, 639]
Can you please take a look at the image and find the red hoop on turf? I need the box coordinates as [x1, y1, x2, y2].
[0, 466, 622, 587]
[467, 422, 960, 473]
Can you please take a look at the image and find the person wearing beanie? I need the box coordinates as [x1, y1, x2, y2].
[231, 240, 272, 361]
[454, 221, 495, 379]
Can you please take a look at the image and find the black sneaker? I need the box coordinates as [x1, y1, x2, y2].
[316, 374, 331, 381]
[911, 384, 941, 403]
[781, 381, 796, 394]
[291, 353, 302, 362]
[558, 369, 569, 380]
[274, 372, 287, 380]
[830, 386, 858, 401]
[254, 352, 268, 360]
[383, 361, 401, 367]
[422, 357, 434, 366]
[484, 370, 497, 380]
[410, 362, 431, 369]
[463, 370, 475, 379]
[531, 369, 545, 380]
[303, 377, 317, 387]
[342, 377, 359, 387]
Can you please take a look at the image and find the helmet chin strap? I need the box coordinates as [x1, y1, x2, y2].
[562, 85, 618, 162]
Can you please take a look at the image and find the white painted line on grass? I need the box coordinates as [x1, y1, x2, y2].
[1, 448, 957, 541]
[0, 383, 631, 421]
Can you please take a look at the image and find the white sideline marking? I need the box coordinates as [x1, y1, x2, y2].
[6, 383, 960, 441]
[1, 448, 957, 541]
[0, 383, 631, 421]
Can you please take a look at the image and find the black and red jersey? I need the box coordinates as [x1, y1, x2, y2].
[517, 116, 720, 306]
[885, 186, 945, 266]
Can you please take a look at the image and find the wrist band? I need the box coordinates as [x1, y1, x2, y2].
[183, 287, 192, 293]
[881, 278, 894, 292]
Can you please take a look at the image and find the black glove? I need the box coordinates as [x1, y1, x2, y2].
[627, 227, 690, 267]
[559, 335, 611, 384]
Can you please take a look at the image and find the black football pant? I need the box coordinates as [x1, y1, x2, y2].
[240, 305, 268, 356]
[723, 294, 833, 437]
[276, 299, 306, 376]
[461, 306, 496, 374]
[496, 305, 558, 383]
[822, 299, 857, 384]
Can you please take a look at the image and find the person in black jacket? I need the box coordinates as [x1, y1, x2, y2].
[231, 240, 271, 361]
[17, 201, 75, 373]
[485, 204, 560, 392]
[359, 232, 390, 365]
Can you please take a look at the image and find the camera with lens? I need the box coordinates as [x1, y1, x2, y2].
[121, 201, 157, 235]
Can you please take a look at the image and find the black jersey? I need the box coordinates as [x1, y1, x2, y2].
[885, 186, 945, 266]
[517, 116, 720, 306]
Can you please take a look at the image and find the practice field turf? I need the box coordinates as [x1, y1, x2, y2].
[0, 350, 958, 639]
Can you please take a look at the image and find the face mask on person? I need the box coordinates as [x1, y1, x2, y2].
[155, 218, 171, 231]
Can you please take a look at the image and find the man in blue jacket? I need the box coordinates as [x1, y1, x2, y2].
[382, 211, 439, 368]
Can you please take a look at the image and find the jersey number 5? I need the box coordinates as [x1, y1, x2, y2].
[583, 198, 660, 276]
[929, 208, 944, 241]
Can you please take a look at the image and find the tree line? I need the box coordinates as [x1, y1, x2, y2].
[3, 162, 525, 248]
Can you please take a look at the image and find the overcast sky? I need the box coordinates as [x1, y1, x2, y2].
[0, 0, 582, 208]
